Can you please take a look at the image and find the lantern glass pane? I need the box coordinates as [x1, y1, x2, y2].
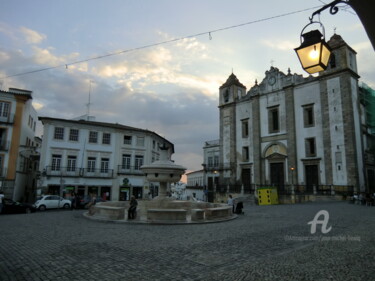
[296, 42, 322, 68]
[321, 44, 331, 66]
[305, 65, 324, 74]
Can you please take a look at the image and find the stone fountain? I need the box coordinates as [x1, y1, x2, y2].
[84, 144, 236, 224]
[141, 143, 186, 200]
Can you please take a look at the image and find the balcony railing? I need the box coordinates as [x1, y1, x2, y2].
[0, 114, 15, 124]
[0, 168, 7, 177]
[188, 184, 354, 196]
[0, 140, 10, 151]
[44, 166, 114, 178]
[117, 165, 144, 175]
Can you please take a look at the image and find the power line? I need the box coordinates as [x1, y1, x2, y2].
[2, 5, 323, 80]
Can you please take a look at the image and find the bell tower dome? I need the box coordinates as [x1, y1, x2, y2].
[323, 33, 358, 75]
[219, 73, 246, 107]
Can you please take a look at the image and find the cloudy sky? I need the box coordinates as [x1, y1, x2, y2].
[1, 0, 374, 179]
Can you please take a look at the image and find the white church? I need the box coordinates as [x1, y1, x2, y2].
[198, 34, 375, 201]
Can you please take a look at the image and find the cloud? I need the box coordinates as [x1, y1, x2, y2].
[261, 39, 295, 51]
[0, 29, 224, 172]
[19, 27, 46, 44]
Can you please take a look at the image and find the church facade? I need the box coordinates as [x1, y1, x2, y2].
[214, 34, 374, 195]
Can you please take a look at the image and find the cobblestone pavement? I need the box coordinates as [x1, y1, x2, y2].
[0, 201, 374, 281]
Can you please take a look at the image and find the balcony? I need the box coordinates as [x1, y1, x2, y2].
[117, 165, 144, 175]
[0, 140, 10, 151]
[44, 166, 114, 179]
[0, 168, 7, 178]
[0, 114, 15, 124]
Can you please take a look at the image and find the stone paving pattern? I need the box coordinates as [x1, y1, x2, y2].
[0, 201, 374, 281]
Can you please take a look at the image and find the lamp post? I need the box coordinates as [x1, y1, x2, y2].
[290, 167, 295, 203]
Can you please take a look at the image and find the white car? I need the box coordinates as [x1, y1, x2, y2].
[35, 195, 71, 211]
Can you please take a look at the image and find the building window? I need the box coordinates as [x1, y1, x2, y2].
[69, 129, 79, 141]
[305, 138, 316, 157]
[87, 157, 96, 172]
[242, 146, 249, 162]
[51, 155, 62, 171]
[100, 158, 109, 173]
[208, 157, 213, 168]
[122, 154, 131, 169]
[153, 140, 156, 149]
[54, 127, 64, 140]
[102, 133, 111, 145]
[67, 156, 77, 172]
[0, 102, 10, 118]
[0, 155, 3, 176]
[303, 105, 315, 127]
[135, 155, 144, 170]
[214, 155, 219, 167]
[136, 137, 144, 147]
[89, 131, 98, 143]
[242, 119, 249, 138]
[124, 135, 132, 145]
[268, 106, 279, 133]
[28, 116, 33, 127]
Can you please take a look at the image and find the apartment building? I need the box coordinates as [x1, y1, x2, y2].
[38, 117, 174, 200]
[0, 88, 39, 201]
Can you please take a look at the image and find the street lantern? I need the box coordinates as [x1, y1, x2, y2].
[295, 28, 332, 74]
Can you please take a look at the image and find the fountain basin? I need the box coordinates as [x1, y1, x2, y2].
[84, 200, 237, 224]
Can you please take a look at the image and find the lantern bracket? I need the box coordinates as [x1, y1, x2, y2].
[309, 0, 349, 22]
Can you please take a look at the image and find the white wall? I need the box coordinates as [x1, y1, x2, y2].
[294, 82, 325, 184]
[327, 77, 347, 185]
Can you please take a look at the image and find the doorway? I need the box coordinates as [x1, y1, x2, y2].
[305, 165, 319, 193]
[270, 163, 284, 191]
[241, 168, 251, 192]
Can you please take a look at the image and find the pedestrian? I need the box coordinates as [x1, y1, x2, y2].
[75, 193, 80, 209]
[0, 191, 4, 214]
[227, 194, 235, 213]
[128, 196, 138, 220]
[70, 192, 76, 210]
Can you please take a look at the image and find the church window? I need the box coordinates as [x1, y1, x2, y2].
[268, 106, 279, 133]
[242, 119, 249, 138]
[242, 146, 249, 162]
[223, 89, 229, 103]
[303, 104, 314, 127]
[329, 53, 336, 68]
[305, 138, 316, 157]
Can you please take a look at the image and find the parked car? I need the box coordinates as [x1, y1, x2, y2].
[78, 195, 106, 209]
[1, 198, 37, 214]
[35, 195, 71, 211]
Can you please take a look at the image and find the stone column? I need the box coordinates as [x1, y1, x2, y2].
[158, 182, 168, 198]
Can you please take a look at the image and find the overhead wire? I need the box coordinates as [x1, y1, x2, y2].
[2, 5, 326, 80]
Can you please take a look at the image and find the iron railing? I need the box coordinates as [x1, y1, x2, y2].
[0, 140, 10, 151]
[0, 114, 15, 124]
[44, 166, 114, 178]
[117, 165, 144, 175]
[186, 184, 354, 196]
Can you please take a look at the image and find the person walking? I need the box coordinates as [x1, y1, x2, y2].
[128, 196, 138, 220]
[70, 192, 76, 210]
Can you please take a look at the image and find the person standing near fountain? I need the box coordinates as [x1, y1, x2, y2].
[227, 195, 235, 213]
[128, 196, 138, 220]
